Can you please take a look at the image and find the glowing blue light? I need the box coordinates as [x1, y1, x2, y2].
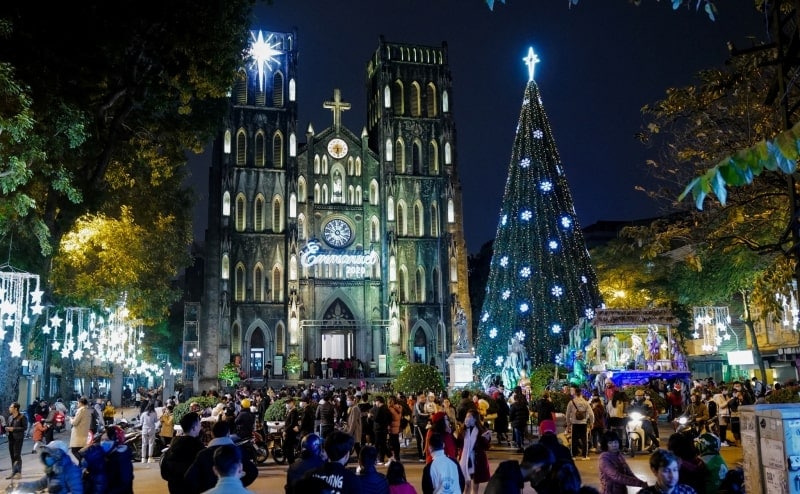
[499, 256, 509, 268]
[502, 289, 511, 300]
[533, 129, 543, 139]
[555, 354, 563, 364]
[519, 266, 531, 278]
[585, 308, 595, 319]
[522, 98, 530, 106]
[520, 303, 529, 313]
[521, 210, 532, 221]
[581, 275, 588, 283]
[495, 356, 505, 366]
[520, 157, 531, 168]
[540, 181, 553, 192]
[249, 31, 283, 93]
[551, 285, 563, 297]
[561, 216, 572, 228]
[489, 328, 498, 339]
[514, 330, 525, 341]
[501, 214, 508, 226]
[552, 324, 562, 334]
[548, 240, 558, 250]
[481, 312, 490, 322]
[523, 47, 540, 82]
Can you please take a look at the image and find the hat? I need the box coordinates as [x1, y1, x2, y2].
[430, 411, 447, 424]
[241, 399, 251, 409]
[539, 419, 557, 434]
[45, 440, 69, 454]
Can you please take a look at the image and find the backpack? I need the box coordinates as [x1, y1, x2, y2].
[573, 399, 586, 421]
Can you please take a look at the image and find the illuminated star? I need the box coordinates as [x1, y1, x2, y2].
[50, 313, 63, 329]
[51, 340, 60, 351]
[523, 47, 540, 82]
[250, 31, 283, 93]
[9, 339, 22, 358]
[29, 287, 44, 305]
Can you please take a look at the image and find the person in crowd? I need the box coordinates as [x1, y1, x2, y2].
[725, 389, 744, 446]
[590, 396, 606, 452]
[509, 389, 529, 452]
[81, 425, 133, 494]
[441, 397, 457, 429]
[283, 397, 302, 465]
[139, 403, 158, 464]
[299, 397, 316, 438]
[285, 433, 326, 494]
[456, 390, 476, 425]
[16, 440, 83, 494]
[235, 398, 255, 441]
[356, 445, 389, 494]
[102, 401, 116, 426]
[203, 445, 254, 494]
[534, 391, 556, 433]
[305, 430, 361, 494]
[455, 409, 491, 494]
[684, 393, 709, 431]
[387, 396, 403, 462]
[667, 384, 684, 422]
[425, 411, 457, 464]
[637, 449, 698, 494]
[387, 460, 418, 494]
[565, 385, 594, 459]
[32, 416, 48, 455]
[712, 389, 730, 446]
[629, 389, 660, 453]
[413, 392, 431, 461]
[159, 404, 175, 446]
[422, 432, 466, 494]
[493, 391, 510, 446]
[316, 392, 337, 439]
[369, 395, 392, 464]
[535, 419, 582, 494]
[160, 412, 204, 494]
[5, 402, 28, 480]
[69, 397, 91, 462]
[598, 430, 648, 494]
[667, 432, 708, 494]
[695, 433, 728, 493]
[484, 443, 555, 494]
[184, 420, 258, 494]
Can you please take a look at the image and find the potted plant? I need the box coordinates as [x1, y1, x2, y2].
[285, 353, 302, 380]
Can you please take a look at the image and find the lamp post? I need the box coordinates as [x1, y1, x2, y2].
[188, 348, 201, 394]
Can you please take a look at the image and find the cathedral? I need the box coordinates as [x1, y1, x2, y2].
[196, 29, 471, 390]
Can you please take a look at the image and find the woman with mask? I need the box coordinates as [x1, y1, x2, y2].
[455, 409, 492, 494]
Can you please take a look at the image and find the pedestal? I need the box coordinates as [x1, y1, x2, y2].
[447, 352, 476, 389]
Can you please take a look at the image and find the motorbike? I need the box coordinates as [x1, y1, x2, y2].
[672, 413, 703, 439]
[52, 411, 66, 433]
[625, 411, 645, 457]
[235, 435, 268, 465]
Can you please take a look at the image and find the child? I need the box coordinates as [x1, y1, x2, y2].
[31, 416, 48, 454]
[387, 460, 417, 494]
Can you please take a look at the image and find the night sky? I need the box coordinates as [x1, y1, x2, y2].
[189, 1, 766, 254]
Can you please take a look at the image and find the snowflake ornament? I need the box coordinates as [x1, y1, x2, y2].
[519, 267, 531, 278]
[489, 328, 498, 339]
[502, 289, 511, 300]
[520, 157, 531, 168]
[551, 285, 563, 297]
[519, 303, 529, 313]
[533, 129, 543, 139]
[495, 356, 505, 367]
[561, 216, 572, 228]
[539, 181, 553, 192]
[481, 312, 490, 322]
[548, 240, 558, 250]
[501, 215, 508, 226]
[581, 275, 588, 283]
[499, 256, 509, 268]
[521, 210, 532, 221]
[514, 330, 526, 341]
[551, 324, 562, 334]
[585, 308, 595, 319]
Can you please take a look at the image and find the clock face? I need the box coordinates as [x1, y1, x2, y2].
[323, 218, 353, 248]
[327, 138, 348, 159]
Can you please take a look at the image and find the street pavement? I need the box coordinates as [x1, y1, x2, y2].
[0, 410, 744, 493]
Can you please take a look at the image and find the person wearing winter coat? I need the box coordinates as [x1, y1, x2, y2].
[160, 412, 205, 494]
[492, 392, 510, 445]
[139, 403, 158, 463]
[484, 443, 554, 494]
[387, 396, 404, 462]
[508, 391, 529, 452]
[422, 433, 466, 494]
[598, 431, 648, 494]
[17, 440, 83, 494]
[387, 460, 418, 494]
[565, 385, 594, 459]
[70, 398, 92, 461]
[184, 420, 258, 494]
[455, 409, 491, 494]
[356, 445, 389, 494]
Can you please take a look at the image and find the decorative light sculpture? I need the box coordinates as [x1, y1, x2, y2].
[692, 306, 731, 353]
[0, 269, 43, 357]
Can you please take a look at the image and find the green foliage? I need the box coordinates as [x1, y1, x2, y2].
[765, 388, 800, 404]
[393, 363, 445, 395]
[264, 397, 289, 421]
[394, 352, 410, 373]
[173, 395, 218, 426]
[218, 362, 241, 387]
[528, 364, 566, 398]
[285, 353, 302, 374]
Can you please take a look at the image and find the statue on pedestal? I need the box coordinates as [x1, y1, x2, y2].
[453, 303, 469, 352]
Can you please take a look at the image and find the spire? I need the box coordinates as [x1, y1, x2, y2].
[474, 53, 603, 386]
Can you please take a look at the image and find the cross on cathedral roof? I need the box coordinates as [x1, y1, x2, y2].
[323, 89, 351, 132]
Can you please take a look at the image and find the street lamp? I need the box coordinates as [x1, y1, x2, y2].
[188, 348, 201, 392]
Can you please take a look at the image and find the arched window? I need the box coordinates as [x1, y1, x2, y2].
[331, 168, 344, 203]
[389, 256, 397, 282]
[276, 322, 285, 355]
[450, 257, 458, 282]
[432, 267, 441, 303]
[392, 80, 404, 115]
[322, 156, 328, 174]
[224, 130, 232, 154]
[397, 201, 407, 236]
[290, 133, 296, 157]
[413, 140, 423, 174]
[369, 180, 379, 205]
[429, 140, 439, 175]
[370, 216, 380, 242]
[222, 191, 231, 217]
[273, 71, 284, 107]
[255, 83, 266, 106]
[254, 264, 265, 302]
[314, 155, 320, 174]
[426, 82, 438, 117]
[430, 202, 439, 237]
[236, 130, 246, 165]
[347, 185, 354, 205]
[297, 214, 306, 240]
[410, 81, 421, 117]
[298, 176, 306, 203]
[254, 195, 266, 231]
[371, 254, 381, 279]
[235, 263, 246, 301]
[385, 139, 393, 162]
[289, 193, 297, 218]
[395, 138, 405, 173]
[416, 267, 426, 302]
[255, 132, 265, 166]
[272, 266, 283, 302]
[272, 196, 283, 232]
[235, 195, 246, 231]
[387, 196, 395, 221]
[447, 199, 455, 224]
[355, 157, 362, 176]
[221, 254, 230, 280]
[399, 266, 408, 302]
[442, 90, 449, 113]
[444, 142, 452, 165]
[235, 70, 247, 105]
[322, 184, 329, 204]
[355, 185, 362, 204]
[289, 78, 296, 101]
[347, 157, 354, 176]
[314, 184, 321, 204]
[289, 255, 298, 281]
[273, 132, 284, 168]
[413, 201, 424, 237]
[383, 85, 391, 108]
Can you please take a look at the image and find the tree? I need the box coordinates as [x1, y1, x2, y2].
[473, 67, 603, 386]
[393, 363, 446, 395]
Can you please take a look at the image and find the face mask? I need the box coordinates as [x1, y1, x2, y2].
[346, 401, 353, 407]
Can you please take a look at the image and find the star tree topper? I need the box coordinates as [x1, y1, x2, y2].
[523, 47, 540, 82]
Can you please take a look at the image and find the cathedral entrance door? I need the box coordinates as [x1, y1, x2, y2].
[321, 300, 356, 362]
[413, 327, 427, 364]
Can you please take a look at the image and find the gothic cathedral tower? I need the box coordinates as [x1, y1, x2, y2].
[198, 31, 470, 390]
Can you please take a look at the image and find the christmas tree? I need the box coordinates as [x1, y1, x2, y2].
[475, 48, 603, 389]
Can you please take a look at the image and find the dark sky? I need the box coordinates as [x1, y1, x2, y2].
[189, 1, 766, 254]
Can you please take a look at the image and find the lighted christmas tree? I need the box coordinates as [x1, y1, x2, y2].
[475, 48, 603, 388]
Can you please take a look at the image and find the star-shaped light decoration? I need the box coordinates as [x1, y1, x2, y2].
[73, 349, 84, 360]
[50, 313, 63, 330]
[9, 339, 23, 357]
[51, 340, 61, 351]
[60, 347, 71, 358]
[249, 31, 283, 93]
[42, 324, 51, 335]
[0, 300, 15, 318]
[523, 47, 540, 82]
